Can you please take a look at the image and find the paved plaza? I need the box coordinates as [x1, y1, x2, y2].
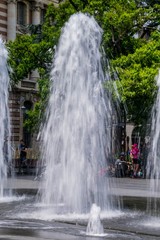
[1, 176, 160, 240]
[4, 176, 160, 199]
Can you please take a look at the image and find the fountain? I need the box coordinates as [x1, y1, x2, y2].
[0, 13, 159, 240]
[146, 70, 160, 216]
[0, 36, 12, 198]
[39, 12, 115, 214]
[86, 203, 104, 236]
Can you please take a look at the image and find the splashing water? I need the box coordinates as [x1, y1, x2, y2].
[86, 203, 104, 236]
[0, 36, 11, 197]
[39, 13, 114, 214]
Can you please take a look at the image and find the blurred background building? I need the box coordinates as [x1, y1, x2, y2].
[0, 0, 60, 148]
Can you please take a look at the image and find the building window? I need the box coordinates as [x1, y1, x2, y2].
[17, 2, 27, 25]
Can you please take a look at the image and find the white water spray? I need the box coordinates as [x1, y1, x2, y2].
[147, 71, 160, 215]
[0, 36, 11, 197]
[86, 204, 104, 235]
[39, 13, 113, 214]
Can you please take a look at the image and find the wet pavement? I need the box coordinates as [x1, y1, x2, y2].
[3, 176, 159, 198]
[1, 176, 160, 240]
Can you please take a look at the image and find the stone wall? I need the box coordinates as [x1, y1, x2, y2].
[0, 0, 7, 39]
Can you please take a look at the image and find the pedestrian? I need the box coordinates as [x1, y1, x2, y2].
[130, 143, 140, 178]
[18, 139, 27, 173]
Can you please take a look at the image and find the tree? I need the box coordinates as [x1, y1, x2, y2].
[112, 31, 160, 124]
[7, 0, 160, 131]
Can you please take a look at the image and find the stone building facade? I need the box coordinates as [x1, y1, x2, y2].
[0, 0, 59, 148]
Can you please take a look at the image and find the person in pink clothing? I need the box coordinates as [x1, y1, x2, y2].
[130, 143, 140, 177]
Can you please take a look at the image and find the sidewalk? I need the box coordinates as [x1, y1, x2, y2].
[4, 176, 160, 199]
[4, 175, 39, 190]
[110, 177, 159, 198]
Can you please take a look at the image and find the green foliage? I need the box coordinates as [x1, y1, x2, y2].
[102, 1, 155, 58]
[24, 70, 50, 132]
[23, 102, 41, 132]
[112, 31, 160, 124]
[7, 35, 35, 84]
[7, 0, 160, 131]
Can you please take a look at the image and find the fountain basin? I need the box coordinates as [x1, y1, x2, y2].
[1, 176, 160, 239]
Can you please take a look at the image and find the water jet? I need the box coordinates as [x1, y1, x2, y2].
[0, 36, 12, 198]
[86, 203, 105, 236]
[146, 71, 160, 217]
[38, 12, 118, 215]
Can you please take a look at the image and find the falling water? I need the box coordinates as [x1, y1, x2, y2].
[39, 13, 114, 214]
[147, 70, 160, 215]
[0, 36, 11, 197]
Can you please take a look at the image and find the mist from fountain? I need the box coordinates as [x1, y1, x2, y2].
[0, 36, 11, 198]
[39, 13, 118, 215]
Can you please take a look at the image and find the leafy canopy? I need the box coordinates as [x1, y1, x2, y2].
[7, 0, 160, 130]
